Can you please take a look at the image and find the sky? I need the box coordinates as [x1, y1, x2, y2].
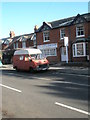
[0, 2, 89, 39]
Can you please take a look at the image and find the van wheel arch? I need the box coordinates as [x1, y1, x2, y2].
[29, 67, 34, 73]
[15, 66, 20, 72]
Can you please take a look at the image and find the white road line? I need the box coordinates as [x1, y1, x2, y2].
[52, 72, 89, 77]
[58, 72, 89, 77]
[0, 84, 22, 93]
[55, 102, 90, 116]
[55, 81, 89, 87]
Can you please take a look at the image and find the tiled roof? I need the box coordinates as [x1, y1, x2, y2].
[49, 16, 75, 28]
[12, 33, 34, 43]
[43, 13, 90, 29]
[2, 33, 34, 50]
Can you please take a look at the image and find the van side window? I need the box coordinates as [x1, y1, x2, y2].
[25, 55, 29, 61]
[19, 56, 24, 60]
[25, 54, 29, 58]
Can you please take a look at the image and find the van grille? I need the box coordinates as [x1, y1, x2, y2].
[39, 64, 49, 69]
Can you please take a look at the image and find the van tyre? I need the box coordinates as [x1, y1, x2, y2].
[16, 67, 19, 72]
[29, 67, 34, 73]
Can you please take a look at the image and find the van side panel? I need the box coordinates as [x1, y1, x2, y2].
[13, 48, 49, 71]
[13, 54, 37, 71]
[13, 55, 23, 70]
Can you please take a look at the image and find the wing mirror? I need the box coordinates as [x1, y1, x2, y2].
[28, 57, 32, 62]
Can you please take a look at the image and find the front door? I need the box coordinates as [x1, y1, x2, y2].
[61, 47, 66, 61]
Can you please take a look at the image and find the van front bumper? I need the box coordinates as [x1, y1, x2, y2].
[35, 64, 49, 71]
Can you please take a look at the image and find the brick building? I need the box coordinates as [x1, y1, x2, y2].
[35, 13, 90, 63]
[1, 32, 36, 64]
[2, 32, 36, 51]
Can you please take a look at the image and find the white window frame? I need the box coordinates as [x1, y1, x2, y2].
[22, 41, 26, 48]
[43, 31, 50, 42]
[60, 29, 65, 40]
[41, 48, 57, 57]
[76, 25, 85, 38]
[73, 42, 86, 57]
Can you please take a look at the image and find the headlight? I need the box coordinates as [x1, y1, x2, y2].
[37, 65, 39, 68]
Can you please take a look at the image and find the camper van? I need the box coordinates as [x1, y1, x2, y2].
[13, 48, 49, 72]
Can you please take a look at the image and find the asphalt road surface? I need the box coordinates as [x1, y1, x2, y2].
[0, 68, 89, 118]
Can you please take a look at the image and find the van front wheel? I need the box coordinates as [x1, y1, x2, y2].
[29, 67, 34, 73]
[16, 67, 20, 72]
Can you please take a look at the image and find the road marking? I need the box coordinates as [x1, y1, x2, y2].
[3, 71, 89, 78]
[52, 72, 90, 77]
[52, 72, 89, 77]
[55, 81, 89, 87]
[3, 73, 89, 87]
[0, 84, 22, 93]
[60, 73, 89, 77]
[55, 102, 90, 116]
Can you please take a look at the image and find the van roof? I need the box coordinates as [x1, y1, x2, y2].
[14, 48, 42, 55]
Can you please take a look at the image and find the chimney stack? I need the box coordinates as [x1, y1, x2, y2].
[34, 25, 38, 32]
[10, 31, 15, 38]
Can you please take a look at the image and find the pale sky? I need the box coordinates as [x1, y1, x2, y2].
[1, 2, 89, 39]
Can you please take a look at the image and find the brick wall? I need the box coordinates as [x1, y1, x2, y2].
[36, 20, 90, 63]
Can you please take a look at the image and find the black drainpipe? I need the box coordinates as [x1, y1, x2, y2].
[68, 25, 72, 62]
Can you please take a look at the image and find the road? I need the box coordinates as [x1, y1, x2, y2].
[0, 67, 89, 118]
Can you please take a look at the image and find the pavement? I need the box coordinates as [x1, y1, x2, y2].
[0, 63, 89, 76]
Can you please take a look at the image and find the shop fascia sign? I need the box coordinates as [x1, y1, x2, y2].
[37, 43, 57, 49]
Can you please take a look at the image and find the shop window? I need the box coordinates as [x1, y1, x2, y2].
[41, 48, 56, 57]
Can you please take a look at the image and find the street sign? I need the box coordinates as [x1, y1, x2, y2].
[64, 37, 68, 46]
[64, 37, 68, 63]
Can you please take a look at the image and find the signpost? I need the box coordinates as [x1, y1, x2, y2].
[64, 37, 68, 63]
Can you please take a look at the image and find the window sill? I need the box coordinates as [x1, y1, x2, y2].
[44, 40, 50, 42]
[60, 38, 64, 40]
[76, 35, 85, 38]
[73, 55, 86, 57]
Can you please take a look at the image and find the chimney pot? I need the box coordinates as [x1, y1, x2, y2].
[10, 31, 15, 38]
[34, 25, 38, 32]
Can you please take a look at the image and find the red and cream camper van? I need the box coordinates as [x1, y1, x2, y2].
[13, 48, 49, 72]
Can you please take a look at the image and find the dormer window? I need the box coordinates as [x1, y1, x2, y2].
[76, 25, 85, 37]
[60, 29, 65, 40]
[43, 31, 50, 42]
[16, 42, 18, 48]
